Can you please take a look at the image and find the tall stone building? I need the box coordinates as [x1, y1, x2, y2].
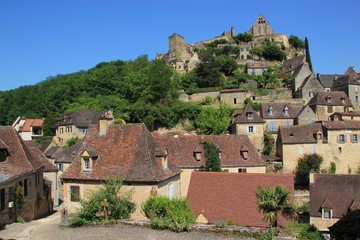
[247, 15, 273, 37]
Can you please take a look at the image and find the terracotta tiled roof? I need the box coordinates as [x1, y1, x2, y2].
[260, 102, 302, 119]
[61, 123, 181, 183]
[332, 74, 360, 88]
[187, 172, 295, 227]
[278, 123, 324, 144]
[310, 174, 360, 218]
[0, 126, 45, 183]
[246, 62, 268, 69]
[330, 111, 360, 117]
[344, 66, 358, 78]
[44, 146, 63, 158]
[20, 119, 44, 132]
[153, 134, 265, 168]
[322, 120, 360, 130]
[28, 147, 58, 172]
[308, 91, 353, 107]
[232, 104, 264, 124]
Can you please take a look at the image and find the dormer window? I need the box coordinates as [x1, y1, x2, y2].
[340, 98, 345, 103]
[246, 112, 254, 119]
[194, 152, 201, 161]
[268, 106, 274, 116]
[240, 150, 248, 160]
[323, 209, 332, 219]
[83, 158, 90, 171]
[283, 106, 289, 115]
[325, 97, 332, 103]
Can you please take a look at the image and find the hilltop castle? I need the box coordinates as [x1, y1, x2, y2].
[156, 15, 295, 73]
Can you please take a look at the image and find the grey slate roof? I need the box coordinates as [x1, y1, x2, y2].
[281, 55, 305, 73]
[317, 74, 340, 88]
[52, 109, 102, 128]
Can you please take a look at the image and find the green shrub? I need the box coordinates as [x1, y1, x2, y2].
[142, 195, 195, 232]
[69, 174, 136, 227]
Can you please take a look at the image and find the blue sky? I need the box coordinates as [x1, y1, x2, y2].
[1, 0, 360, 91]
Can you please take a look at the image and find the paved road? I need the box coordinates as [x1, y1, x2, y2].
[0, 211, 252, 240]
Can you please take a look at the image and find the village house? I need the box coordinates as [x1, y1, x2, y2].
[308, 91, 353, 121]
[0, 126, 53, 225]
[231, 103, 265, 151]
[329, 111, 360, 121]
[260, 102, 302, 135]
[294, 74, 325, 102]
[52, 109, 113, 146]
[294, 105, 317, 125]
[310, 173, 360, 233]
[332, 66, 360, 110]
[187, 171, 295, 227]
[245, 62, 268, 75]
[60, 123, 181, 220]
[288, 62, 312, 97]
[219, 89, 247, 106]
[276, 121, 360, 173]
[317, 74, 337, 92]
[12, 116, 44, 141]
[281, 55, 306, 77]
[153, 133, 266, 197]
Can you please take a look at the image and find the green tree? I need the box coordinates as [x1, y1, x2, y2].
[263, 130, 275, 155]
[195, 50, 224, 88]
[203, 141, 221, 172]
[64, 137, 81, 149]
[288, 35, 304, 50]
[194, 103, 232, 135]
[142, 195, 195, 232]
[233, 32, 253, 43]
[69, 173, 135, 226]
[262, 44, 286, 61]
[256, 186, 296, 227]
[295, 153, 323, 188]
[304, 37, 313, 72]
[215, 55, 238, 77]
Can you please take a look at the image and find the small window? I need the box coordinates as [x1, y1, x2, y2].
[238, 168, 247, 173]
[83, 158, 90, 171]
[341, 98, 345, 103]
[241, 151, 248, 160]
[57, 163, 64, 172]
[194, 152, 201, 161]
[323, 209, 331, 219]
[247, 126, 255, 133]
[327, 106, 333, 113]
[283, 106, 289, 115]
[338, 134, 345, 143]
[268, 106, 274, 115]
[233, 98, 237, 104]
[309, 92, 315, 98]
[356, 96, 359, 103]
[70, 186, 80, 202]
[246, 112, 254, 119]
[326, 97, 332, 103]
[352, 134, 358, 143]
[338, 147, 342, 153]
[0, 188, 5, 211]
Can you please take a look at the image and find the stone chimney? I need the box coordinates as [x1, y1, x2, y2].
[99, 110, 114, 136]
[317, 73, 320, 80]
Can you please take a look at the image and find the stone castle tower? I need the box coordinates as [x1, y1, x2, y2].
[168, 33, 186, 58]
[247, 14, 273, 37]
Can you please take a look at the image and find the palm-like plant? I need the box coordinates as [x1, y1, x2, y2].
[255, 185, 296, 227]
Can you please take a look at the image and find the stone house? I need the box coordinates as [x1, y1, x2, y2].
[153, 134, 266, 197]
[288, 62, 312, 97]
[219, 89, 247, 106]
[329, 111, 360, 121]
[310, 173, 360, 232]
[281, 55, 306, 77]
[12, 116, 44, 141]
[276, 121, 360, 173]
[245, 62, 268, 75]
[52, 109, 113, 146]
[187, 171, 295, 227]
[294, 74, 325, 102]
[60, 123, 181, 220]
[294, 105, 317, 125]
[317, 74, 338, 92]
[0, 126, 53, 225]
[332, 67, 360, 110]
[231, 104, 265, 151]
[260, 102, 302, 136]
[308, 91, 353, 121]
